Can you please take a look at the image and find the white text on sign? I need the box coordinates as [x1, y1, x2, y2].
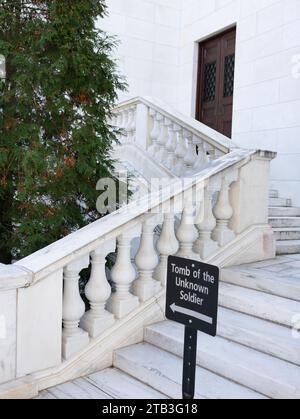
[171, 263, 216, 307]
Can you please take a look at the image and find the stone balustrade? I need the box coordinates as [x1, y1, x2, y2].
[112, 97, 232, 178]
[0, 96, 276, 393]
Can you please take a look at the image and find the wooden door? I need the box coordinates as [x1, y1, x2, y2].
[196, 28, 236, 138]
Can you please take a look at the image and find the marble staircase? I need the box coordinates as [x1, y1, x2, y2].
[0, 96, 280, 399]
[37, 255, 300, 400]
[269, 190, 300, 255]
[112, 254, 300, 400]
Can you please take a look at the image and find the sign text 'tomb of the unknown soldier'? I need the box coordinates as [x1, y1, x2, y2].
[165, 256, 220, 337]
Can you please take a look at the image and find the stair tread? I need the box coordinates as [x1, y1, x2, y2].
[276, 241, 300, 255]
[218, 307, 300, 365]
[273, 227, 300, 231]
[219, 282, 300, 326]
[87, 368, 168, 399]
[222, 265, 300, 300]
[270, 217, 300, 228]
[145, 321, 300, 399]
[277, 239, 300, 244]
[269, 207, 300, 217]
[269, 217, 300, 219]
[269, 197, 292, 207]
[114, 342, 266, 399]
[36, 376, 114, 399]
[37, 368, 167, 399]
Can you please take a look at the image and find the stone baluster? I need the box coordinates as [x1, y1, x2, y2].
[148, 110, 160, 155]
[193, 136, 208, 171]
[194, 184, 219, 260]
[125, 108, 133, 142]
[215, 149, 224, 160]
[116, 111, 122, 128]
[107, 226, 140, 319]
[80, 239, 116, 338]
[212, 174, 237, 246]
[176, 206, 199, 260]
[130, 106, 136, 143]
[154, 212, 179, 285]
[203, 143, 212, 164]
[157, 117, 170, 163]
[184, 130, 197, 174]
[62, 255, 90, 359]
[165, 123, 177, 170]
[174, 128, 187, 176]
[154, 113, 164, 157]
[123, 109, 130, 143]
[114, 112, 119, 126]
[208, 148, 217, 160]
[116, 111, 124, 143]
[133, 217, 160, 302]
[119, 109, 128, 143]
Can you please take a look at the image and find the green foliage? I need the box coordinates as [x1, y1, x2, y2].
[0, 0, 126, 262]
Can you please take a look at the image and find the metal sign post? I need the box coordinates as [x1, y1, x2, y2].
[182, 327, 198, 400]
[165, 255, 220, 400]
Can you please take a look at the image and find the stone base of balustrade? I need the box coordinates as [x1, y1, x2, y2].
[194, 239, 219, 261]
[80, 311, 115, 339]
[212, 227, 236, 248]
[132, 279, 161, 303]
[107, 294, 139, 320]
[62, 328, 90, 360]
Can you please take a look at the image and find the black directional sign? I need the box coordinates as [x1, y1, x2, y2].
[166, 255, 220, 337]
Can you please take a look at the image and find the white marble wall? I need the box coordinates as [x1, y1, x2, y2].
[97, 0, 181, 108]
[100, 0, 300, 206]
[0, 290, 16, 384]
[178, 0, 300, 206]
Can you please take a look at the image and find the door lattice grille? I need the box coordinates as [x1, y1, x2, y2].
[223, 54, 235, 97]
[203, 62, 217, 103]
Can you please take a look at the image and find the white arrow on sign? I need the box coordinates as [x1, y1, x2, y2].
[170, 303, 213, 325]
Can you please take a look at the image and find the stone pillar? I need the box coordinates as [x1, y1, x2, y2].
[212, 175, 236, 246]
[154, 212, 179, 285]
[133, 217, 160, 302]
[194, 185, 219, 260]
[176, 206, 199, 260]
[62, 255, 90, 360]
[107, 226, 140, 319]
[80, 239, 116, 338]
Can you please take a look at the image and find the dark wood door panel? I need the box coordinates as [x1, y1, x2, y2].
[196, 28, 236, 138]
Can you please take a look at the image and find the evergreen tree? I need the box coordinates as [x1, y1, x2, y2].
[0, 0, 125, 263]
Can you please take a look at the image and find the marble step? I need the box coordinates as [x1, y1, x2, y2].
[221, 266, 300, 301]
[269, 217, 300, 228]
[219, 282, 300, 327]
[269, 190, 279, 198]
[114, 343, 266, 399]
[269, 197, 292, 207]
[37, 368, 167, 399]
[274, 228, 300, 241]
[276, 240, 300, 255]
[36, 377, 114, 399]
[87, 368, 168, 399]
[218, 307, 300, 366]
[269, 207, 300, 217]
[145, 321, 300, 399]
